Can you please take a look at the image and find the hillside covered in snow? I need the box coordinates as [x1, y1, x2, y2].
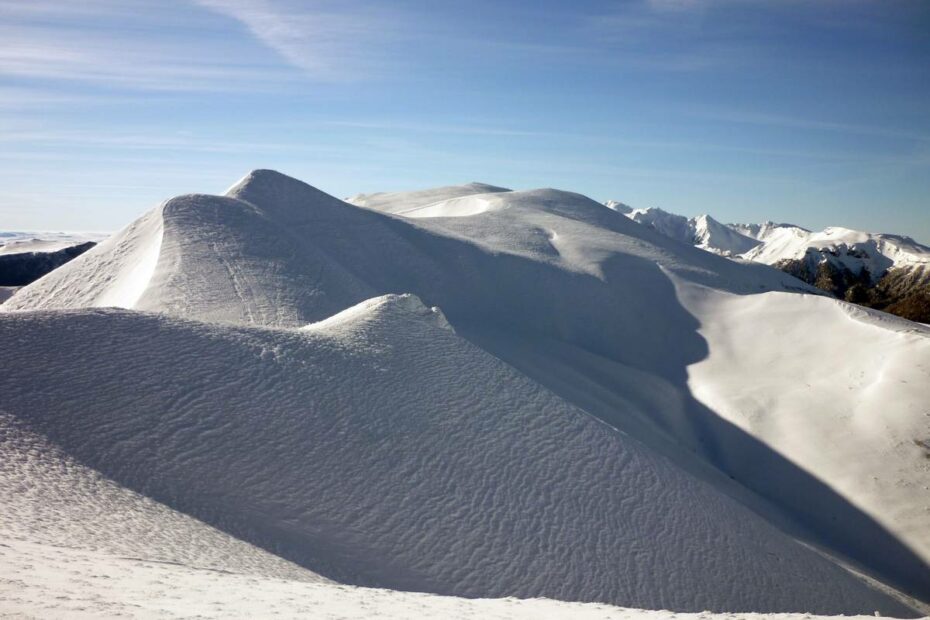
[2, 171, 929, 618]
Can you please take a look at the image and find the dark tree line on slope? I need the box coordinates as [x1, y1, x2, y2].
[776, 258, 930, 324]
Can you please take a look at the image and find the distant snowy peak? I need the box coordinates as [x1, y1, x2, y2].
[691, 214, 761, 256]
[629, 205, 930, 275]
[626, 207, 693, 245]
[625, 207, 760, 257]
[738, 224, 930, 278]
[604, 199, 632, 214]
[624, 204, 930, 321]
[728, 221, 810, 243]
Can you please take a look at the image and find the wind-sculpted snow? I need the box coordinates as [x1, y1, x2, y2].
[0, 413, 321, 582]
[4, 170, 930, 612]
[5, 542, 920, 620]
[0, 301, 915, 614]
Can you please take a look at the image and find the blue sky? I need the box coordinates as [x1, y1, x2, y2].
[2, 0, 929, 242]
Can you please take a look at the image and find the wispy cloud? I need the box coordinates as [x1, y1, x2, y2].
[684, 107, 930, 143]
[0, 86, 155, 109]
[191, 0, 400, 80]
[0, 1, 297, 91]
[582, 0, 740, 72]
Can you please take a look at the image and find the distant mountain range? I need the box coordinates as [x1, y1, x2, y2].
[614, 205, 930, 323]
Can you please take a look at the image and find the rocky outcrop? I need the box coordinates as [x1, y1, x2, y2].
[774, 257, 930, 323]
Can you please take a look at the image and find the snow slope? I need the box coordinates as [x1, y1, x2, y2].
[346, 181, 511, 214]
[0, 412, 321, 582]
[676, 281, 930, 578]
[4, 170, 930, 611]
[344, 179, 930, 600]
[3, 208, 162, 310]
[1, 300, 914, 614]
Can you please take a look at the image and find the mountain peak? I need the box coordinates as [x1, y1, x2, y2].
[604, 200, 632, 214]
[225, 169, 320, 198]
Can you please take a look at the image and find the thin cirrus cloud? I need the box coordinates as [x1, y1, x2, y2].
[682, 107, 930, 144]
[191, 0, 401, 80]
[0, 28, 292, 91]
[0, 0, 319, 92]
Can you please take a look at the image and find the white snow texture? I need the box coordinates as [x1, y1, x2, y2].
[2, 170, 929, 619]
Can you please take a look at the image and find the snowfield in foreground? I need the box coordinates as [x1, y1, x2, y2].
[0, 540, 915, 620]
[2, 171, 929, 618]
[2, 302, 909, 614]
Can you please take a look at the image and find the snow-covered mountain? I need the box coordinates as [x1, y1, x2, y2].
[2, 171, 929, 617]
[732, 221, 930, 274]
[615, 203, 930, 322]
[604, 199, 633, 214]
[626, 207, 761, 257]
